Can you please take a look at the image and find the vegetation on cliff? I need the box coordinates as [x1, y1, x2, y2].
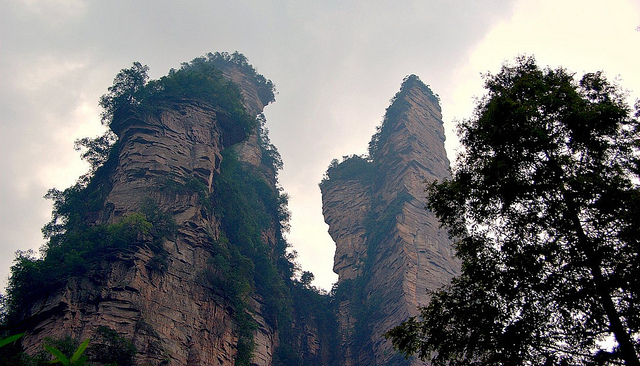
[2, 53, 276, 322]
[100, 51, 275, 138]
[321, 74, 438, 189]
[208, 146, 292, 365]
[386, 56, 640, 365]
[1, 53, 339, 365]
[368, 74, 439, 160]
[208, 140, 339, 365]
[320, 75, 443, 366]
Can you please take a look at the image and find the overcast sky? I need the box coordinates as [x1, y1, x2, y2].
[1, 0, 639, 292]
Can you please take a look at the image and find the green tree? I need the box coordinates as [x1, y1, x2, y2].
[73, 131, 117, 173]
[299, 271, 315, 288]
[99, 62, 149, 125]
[386, 56, 640, 365]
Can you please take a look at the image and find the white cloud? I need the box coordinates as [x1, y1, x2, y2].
[19, 0, 87, 24]
[13, 57, 87, 93]
[443, 0, 640, 168]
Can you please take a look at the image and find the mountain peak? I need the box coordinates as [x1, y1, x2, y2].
[398, 74, 439, 107]
[322, 75, 459, 365]
[368, 75, 444, 165]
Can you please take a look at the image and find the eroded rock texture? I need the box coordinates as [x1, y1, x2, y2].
[321, 75, 460, 366]
[12, 63, 458, 366]
[15, 60, 296, 366]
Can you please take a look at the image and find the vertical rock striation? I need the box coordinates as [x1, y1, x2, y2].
[7, 59, 459, 366]
[12, 57, 293, 366]
[321, 75, 460, 365]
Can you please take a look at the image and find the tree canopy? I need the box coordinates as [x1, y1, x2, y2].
[386, 56, 640, 365]
[97, 52, 275, 138]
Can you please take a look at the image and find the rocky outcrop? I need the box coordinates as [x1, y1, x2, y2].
[10, 59, 459, 366]
[321, 75, 460, 365]
[322, 178, 371, 281]
[16, 58, 283, 366]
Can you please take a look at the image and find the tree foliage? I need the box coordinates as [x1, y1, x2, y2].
[98, 53, 275, 139]
[2, 52, 334, 365]
[386, 56, 640, 365]
[99, 62, 149, 125]
[73, 132, 117, 174]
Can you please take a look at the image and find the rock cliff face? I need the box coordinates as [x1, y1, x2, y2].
[321, 75, 460, 365]
[12, 56, 333, 366]
[17, 60, 271, 366]
[9, 59, 459, 366]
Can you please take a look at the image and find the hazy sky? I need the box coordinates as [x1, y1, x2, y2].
[1, 0, 638, 292]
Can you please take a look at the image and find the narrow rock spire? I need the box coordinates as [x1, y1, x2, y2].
[321, 75, 460, 366]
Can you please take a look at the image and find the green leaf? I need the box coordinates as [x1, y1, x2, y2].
[44, 344, 70, 365]
[0, 333, 24, 348]
[72, 355, 87, 366]
[70, 338, 90, 364]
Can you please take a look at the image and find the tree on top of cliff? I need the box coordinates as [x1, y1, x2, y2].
[2, 53, 270, 327]
[206, 51, 276, 106]
[386, 56, 640, 365]
[321, 75, 440, 187]
[99, 61, 150, 126]
[320, 154, 373, 185]
[99, 52, 274, 138]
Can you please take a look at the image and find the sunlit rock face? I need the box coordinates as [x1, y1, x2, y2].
[321, 76, 460, 366]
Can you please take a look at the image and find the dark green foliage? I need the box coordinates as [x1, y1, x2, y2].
[273, 279, 340, 366]
[206, 51, 276, 106]
[154, 174, 214, 214]
[386, 56, 640, 365]
[257, 113, 283, 172]
[145, 251, 168, 273]
[11, 336, 86, 366]
[144, 58, 253, 137]
[87, 326, 136, 366]
[44, 337, 90, 366]
[208, 149, 294, 365]
[211, 149, 292, 325]
[209, 143, 341, 365]
[41, 337, 82, 365]
[101, 53, 275, 140]
[0, 334, 24, 349]
[41, 139, 120, 241]
[299, 271, 314, 287]
[99, 62, 149, 125]
[4, 212, 165, 324]
[272, 345, 303, 366]
[321, 155, 373, 185]
[73, 132, 117, 174]
[201, 237, 257, 366]
[139, 199, 178, 242]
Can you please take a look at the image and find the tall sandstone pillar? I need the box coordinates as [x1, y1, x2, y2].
[15, 60, 280, 366]
[321, 75, 460, 365]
